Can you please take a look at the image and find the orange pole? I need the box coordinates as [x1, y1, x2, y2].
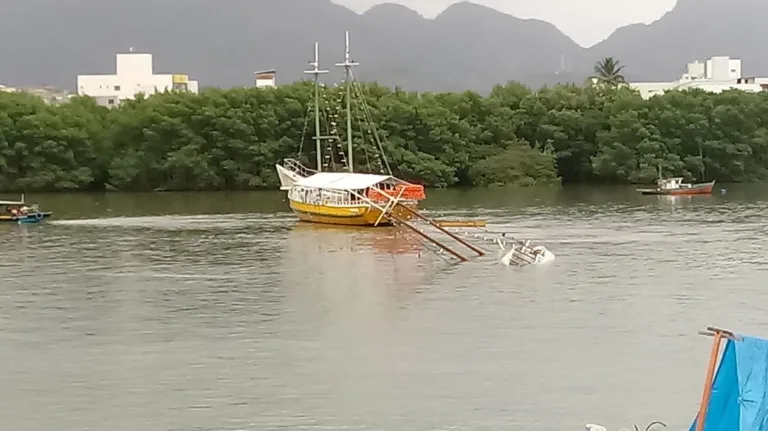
[695, 328, 734, 431]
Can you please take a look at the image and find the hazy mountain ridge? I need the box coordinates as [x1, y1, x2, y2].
[0, 0, 761, 92]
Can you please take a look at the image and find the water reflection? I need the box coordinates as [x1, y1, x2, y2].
[281, 222, 431, 312]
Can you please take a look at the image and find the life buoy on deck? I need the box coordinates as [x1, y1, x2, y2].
[35, 212, 43, 220]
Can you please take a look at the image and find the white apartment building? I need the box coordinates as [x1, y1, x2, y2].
[77, 52, 199, 107]
[630, 56, 768, 99]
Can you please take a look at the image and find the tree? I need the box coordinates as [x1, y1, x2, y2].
[1, 80, 768, 192]
[590, 57, 627, 87]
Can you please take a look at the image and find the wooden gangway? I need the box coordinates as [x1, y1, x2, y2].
[386, 203, 486, 263]
[346, 185, 487, 263]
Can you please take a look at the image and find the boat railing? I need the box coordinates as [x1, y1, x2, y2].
[283, 158, 316, 178]
[290, 184, 421, 208]
[367, 183, 426, 202]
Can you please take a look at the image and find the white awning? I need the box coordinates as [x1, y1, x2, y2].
[0, 200, 24, 205]
[294, 172, 394, 190]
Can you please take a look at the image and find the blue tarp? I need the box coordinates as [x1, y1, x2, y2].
[689, 335, 768, 431]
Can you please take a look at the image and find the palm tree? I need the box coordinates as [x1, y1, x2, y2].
[589, 57, 627, 87]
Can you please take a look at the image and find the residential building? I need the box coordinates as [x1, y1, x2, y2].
[254, 70, 276, 88]
[630, 56, 768, 99]
[77, 52, 199, 107]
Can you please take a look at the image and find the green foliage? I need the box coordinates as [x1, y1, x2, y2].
[0, 81, 767, 192]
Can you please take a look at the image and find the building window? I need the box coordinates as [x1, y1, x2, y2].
[108, 98, 115, 105]
[114, 85, 121, 91]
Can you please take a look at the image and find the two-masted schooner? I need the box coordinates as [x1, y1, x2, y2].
[273, 33, 555, 266]
[275, 32, 426, 227]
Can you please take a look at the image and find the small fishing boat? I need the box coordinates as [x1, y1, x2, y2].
[637, 177, 715, 196]
[0, 195, 53, 224]
[637, 165, 715, 196]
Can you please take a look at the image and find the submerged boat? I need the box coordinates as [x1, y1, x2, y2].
[637, 177, 715, 196]
[0, 195, 53, 224]
[276, 32, 426, 227]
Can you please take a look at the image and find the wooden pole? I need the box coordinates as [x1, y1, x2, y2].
[391, 214, 469, 262]
[695, 327, 738, 431]
[395, 203, 486, 256]
[346, 187, 470, 262]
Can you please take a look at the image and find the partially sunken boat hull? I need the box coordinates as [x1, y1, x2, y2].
[638, 180, 715, 196]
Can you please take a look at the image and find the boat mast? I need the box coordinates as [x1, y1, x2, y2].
[304, 42, 328, 172]
[335, 31, 359, 173]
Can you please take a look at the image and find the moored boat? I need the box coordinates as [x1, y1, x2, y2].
[0, 195, 53, 224]
[637, 165, 715, 196]
[277, 32, 427, 227]
[288, 172, 425, 226]
[637, 177, 715, 196]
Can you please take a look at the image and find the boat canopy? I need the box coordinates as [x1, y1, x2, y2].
[0, 200, 24, 206]
[295, 172, 397, 190]
[689, 334, 768, 431]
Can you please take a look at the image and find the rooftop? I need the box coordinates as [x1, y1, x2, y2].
[295, 172, 395, 190]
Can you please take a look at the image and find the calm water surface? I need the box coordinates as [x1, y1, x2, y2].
[1, 186, 767, 431]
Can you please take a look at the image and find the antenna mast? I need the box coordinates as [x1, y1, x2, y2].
[304, 43, 328, 172]
[335, 31, 359, 173]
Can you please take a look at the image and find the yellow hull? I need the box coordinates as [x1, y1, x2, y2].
[289, 200, 416, 227]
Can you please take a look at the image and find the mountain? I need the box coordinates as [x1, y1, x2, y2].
[0, 0, 583, 93]
[0, 0, 764, 93]
[586, 0, 768, 81]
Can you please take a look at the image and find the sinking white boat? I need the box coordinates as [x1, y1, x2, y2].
[439, 227, 553, 267]
[500, 240, 555, 266]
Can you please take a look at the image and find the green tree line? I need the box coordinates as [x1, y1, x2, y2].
[0, 79, 767, 192]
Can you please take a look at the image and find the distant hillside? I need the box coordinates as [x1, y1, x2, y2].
[585, 0, 768, 81]
[0, 0, 765, 92]
[0, 0, 583, 92]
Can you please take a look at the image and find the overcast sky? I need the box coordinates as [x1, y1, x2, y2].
[332, 0, 678, 47]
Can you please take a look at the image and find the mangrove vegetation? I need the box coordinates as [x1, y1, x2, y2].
[0, 80, 767, 192]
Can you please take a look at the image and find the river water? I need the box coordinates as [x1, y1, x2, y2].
[1, 186, 767, 431]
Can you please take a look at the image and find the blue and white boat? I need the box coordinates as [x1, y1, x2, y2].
[0, 194, 53, 224]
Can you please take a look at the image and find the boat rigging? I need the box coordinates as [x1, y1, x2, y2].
[275, 32, 553, 266]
